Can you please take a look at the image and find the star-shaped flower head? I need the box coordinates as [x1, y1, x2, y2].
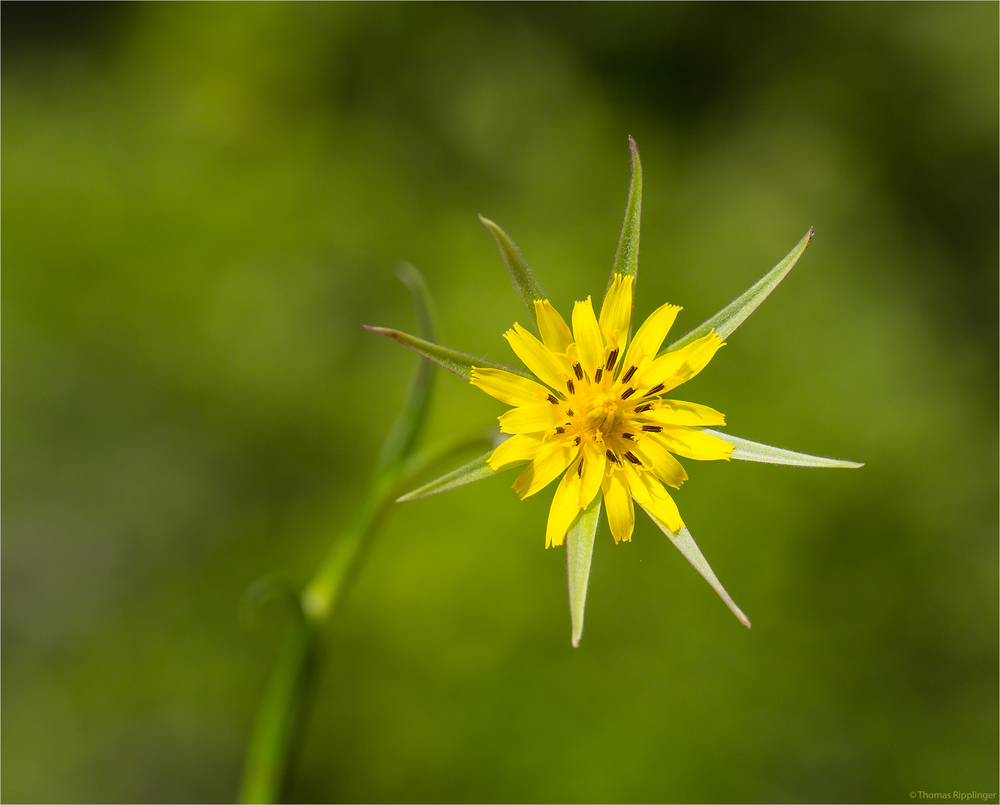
[368, 137, 862, 646]
[471, 280, 731, 548]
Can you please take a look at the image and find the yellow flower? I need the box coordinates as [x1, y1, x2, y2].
[471, 274, 733, 548]
[374, 138, 861, 645]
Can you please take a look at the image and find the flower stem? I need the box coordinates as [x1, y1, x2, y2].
[238, 618, 319, 804]
[239, 466, 402, 804]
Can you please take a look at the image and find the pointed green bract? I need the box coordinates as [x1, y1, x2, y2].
[397, 451, 496, 502]
[607, 136, 642, 306]
[377, 264, 437, 470]
[705, 430, 864, 468]
[479, 215, 546, 331]
[365, 326, 531, 381]
[567, 495, 602, 647]
[666, 228, 814, 353]
[642, 510, 751, 629]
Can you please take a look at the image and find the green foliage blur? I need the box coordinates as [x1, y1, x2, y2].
[3, 3, 997, 802]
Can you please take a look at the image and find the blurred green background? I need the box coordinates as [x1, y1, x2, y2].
[3, 3, 997, 802]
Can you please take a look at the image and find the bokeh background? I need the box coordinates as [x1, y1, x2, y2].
[3, 3, 997, 802]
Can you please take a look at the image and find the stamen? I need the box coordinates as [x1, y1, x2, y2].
[567, 408, 574, 417]
[555, 426, 566, 434]
[577, 462, 583, 477]
[605, 349, 618, 371]
[566, 379, 575, 394]
[595, 368, 603, 383]
[622, 365, 637, 383]
[624, 451, 642, 465]
[547, 394, 559, 404]
[605, 450, 620, 465]
[645, 383, 665, 396]
[641, 425, 663, 433]
[574, 436, 581, 446]
[620, 387, 636, 400]
[573, 363, 584, 381]
[622, 433, 635, 441]
[634, 403, 653, 413]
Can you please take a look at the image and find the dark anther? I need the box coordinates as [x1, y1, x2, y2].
[566, 408, 574, 417]
[623, 433, 635, 441]
[624, 451, 642, 465]
[606, 349, 619, 371]
[641, 425, 663, 433]
[606, 450, 620, 464]
[577, 462, 583, 477]
[634, 403, 653, 413]
[622, 365, 637, 383]
[574, 436, 582, 446]
[645, 383, 665, 396]
[555, 426, 566, 434]
[620, 387, 636, 400]
[595, 368, 603, 383]
[566, 379, 575, 394]
[573, 363, 584, 381]
[547, 394, 559, 404]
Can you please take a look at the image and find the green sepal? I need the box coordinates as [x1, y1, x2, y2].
[397, 450, 496, 502]
[606, 135, 642, 306]
[567, 495, 602, 647]
[377, 264, 437, 470]
[479, 214, 546, 330]
[666, 228, 814, 352]
[365, 326, 531, 381]
[706, 430, 864, 468]
[642, 509, 751, 629]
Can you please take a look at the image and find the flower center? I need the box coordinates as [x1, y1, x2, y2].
[577, 390, 621, 435]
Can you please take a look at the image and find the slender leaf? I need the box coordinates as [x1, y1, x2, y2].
[479, 214, 546, 330]
[567, 495, 602, 647]
[607, 135, 642, 304]
[706, 430, 864, 468]
[642, 509, 751, 629]
[365, 326, 530, 380]
[397, 450, 496, 502]
[377, 264, 437, 470]
[666, 228, 814, 352]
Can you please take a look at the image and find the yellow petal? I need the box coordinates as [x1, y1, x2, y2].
[577, 438, 607, 509]
[512, 441, 578, 500]
[504, 323, 573, 391]
[628, 434, 689, 488]
[657, 427, 734, 461]
[630, 471, 684, 534]
[638, 332, 724, 394]
[498, 402, 566, 434]
[489, 433, 545, 471]
[571, 296, 606, 379]
[621, 302, 681, 373]
[638, 399, 726, 428]
[545, 457, 583, 548]
[534, 300, 574, 354]
[598, 273, 634, 355]
[471, 367, 551, 407]
[601, 467, 635, 543]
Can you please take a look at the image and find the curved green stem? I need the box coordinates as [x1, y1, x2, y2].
[240, 264, 440, 803]
[239, 463, 404, 804]
[239, 617, 320, 804]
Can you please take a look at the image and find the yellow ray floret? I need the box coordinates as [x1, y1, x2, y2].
[597, 274, 634, 353]
[534, 299, 575, 354]
[471, 272, 730, 547]
[470, 367, 551, 407]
